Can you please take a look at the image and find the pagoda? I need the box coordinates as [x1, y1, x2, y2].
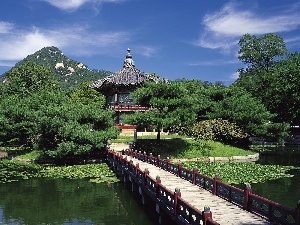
[90, 48, 162, 131]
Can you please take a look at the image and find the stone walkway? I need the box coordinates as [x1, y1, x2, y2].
[124, 155, 272, 225]
[109, 144, 274, 224]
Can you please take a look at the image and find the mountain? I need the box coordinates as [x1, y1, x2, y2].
[3, 46, 112, 90]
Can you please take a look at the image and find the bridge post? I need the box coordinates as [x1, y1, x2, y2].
[144, 168, 149, 185]
[174, 188, 181, 215]
[193, 167, 198, 184]
[296, 200, 300, 225]
[202, 206, 213, 225]
[166, 157, 170, 171]
[149, 153, 153, 164]
[135, 163, 139, 176]
[155, 176, 161, 198]
[132, 150, 138, 158]
[213, 174, 220, 195]
[243, 183, 252, 211]
[177, 163, 182, 177]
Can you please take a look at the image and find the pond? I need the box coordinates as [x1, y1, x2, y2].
[0, 151, 299, 224]
[251, 152, 300, 208]
[0, 178, 156, 225]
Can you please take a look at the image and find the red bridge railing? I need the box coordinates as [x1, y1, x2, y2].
[108, 150, 220, 225]
[121, 149, 300, 225]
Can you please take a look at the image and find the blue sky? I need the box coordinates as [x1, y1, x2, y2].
[1, 0, 300, 85]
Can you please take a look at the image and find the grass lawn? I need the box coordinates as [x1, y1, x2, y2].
[111, 135, 256, 159]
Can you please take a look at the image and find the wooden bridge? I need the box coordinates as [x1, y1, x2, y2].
[107, 149, 300, 225]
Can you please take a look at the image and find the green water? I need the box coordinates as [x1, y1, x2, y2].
[0, 153, 299, 224]
[251, 153, 300, 208]
[0, 178, 155, 225]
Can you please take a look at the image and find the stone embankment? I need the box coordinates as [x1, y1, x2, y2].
[0, 151, 8, 159]
[171, 153, 259, 163]
[109, 143, 260, 162]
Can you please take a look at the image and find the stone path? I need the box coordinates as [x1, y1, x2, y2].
[108, 143, 273, 225]
[124, 155, 272, 225]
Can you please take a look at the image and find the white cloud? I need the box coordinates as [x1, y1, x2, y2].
[203, 2, 300, 36]
[229, 71, 239, 80]
[41, 0, 123, 11]
[0, 22, 14, 34]
[195, 1, 300, 51]
[135, 46, 158, 57]
[188, 59, 238, 66]
[0, 23, 131, 62]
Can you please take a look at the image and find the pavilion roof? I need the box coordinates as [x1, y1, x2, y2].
[90, 48, 163, 95]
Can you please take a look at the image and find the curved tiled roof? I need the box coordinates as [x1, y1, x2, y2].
[90, 48, 163, 95]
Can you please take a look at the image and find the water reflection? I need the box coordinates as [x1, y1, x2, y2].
[0, 179, 155, 225]
[252, 152, 300, 208]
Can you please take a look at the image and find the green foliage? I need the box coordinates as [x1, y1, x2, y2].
[123, 81, 199, 136]
[0, 159, 118, 183]
[0, 90, 119, 159]
[69, 81, 106, 107]
[0, 159, 42, 183]
[1, 61, 59, 97]
[183, 119, 248, 146]
[258, 53, 300, 124]
[206, 86, 274, 137]
[129, 137, 254, 159]
[238, 33, 287, 73]
[0, 94, 40, 147]
[235, 33, 300, 137]
[182, 161, 297, 184]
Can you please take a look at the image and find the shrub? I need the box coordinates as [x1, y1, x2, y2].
[183, 118, 248, 147]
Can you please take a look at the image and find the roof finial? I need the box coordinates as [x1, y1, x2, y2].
[124, 48, 135, 68]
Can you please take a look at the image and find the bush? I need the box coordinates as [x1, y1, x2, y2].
[183, 119, 248, 147]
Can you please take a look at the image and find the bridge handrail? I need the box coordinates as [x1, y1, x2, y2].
[177, 196, 220, 225]
[121, 149, 300, 225]
[215, 180, 244, 207]
[108, 150, 221, 225]
[248, 192, 297, 225]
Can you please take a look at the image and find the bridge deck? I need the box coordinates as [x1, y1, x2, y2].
[124, 154, 272, 225]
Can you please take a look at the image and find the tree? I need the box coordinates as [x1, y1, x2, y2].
[205, 86, 273, 136]
[1, 61, 59, 97]
[235, 33, 288, 97]
[204, 86, 289, 143]
[0, 94, 39, 147]
[0, 90, 119, 158]
[238, 33, 287, 72]
[69, 81, 106, 107]
[258, 52, 300, 124]
[123, 81, 198, 143]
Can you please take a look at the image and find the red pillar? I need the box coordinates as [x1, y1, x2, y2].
[202, 207, 213, 225]
[144, 168, 149, 184]
[157, 155, 160, 167]
[213, 174, 220, 195]
[243, 183, 252, 211]
[156, 176, 161, 198]
[193, 168, 198, 184]
[174, 188, 181, 215]
[135, 163, 139, 176]
[177, 163, 182, 177]
[149, 153, 153, 164]
[166, 157, 170, 171]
